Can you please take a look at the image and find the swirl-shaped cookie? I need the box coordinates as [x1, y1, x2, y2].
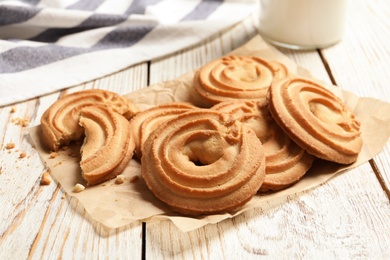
[129, 102, 197, 159]
[193, 55, 289, 107]
[212, 100, 314, 192]
[268, 78, 362, 164]
[79, 106, 135, 186]
[41, 89, 138, 151]
[141, 109, 266, 215]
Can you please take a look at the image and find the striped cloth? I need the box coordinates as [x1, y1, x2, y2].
[0, 0, 257, 106]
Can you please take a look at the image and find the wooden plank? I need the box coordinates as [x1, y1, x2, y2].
[0, 97, 55, 259]
[321, 0, 390, 192]
[146, 164, 390, 259]
[322, 0, 390, 102]
[0, 64, 148, 259]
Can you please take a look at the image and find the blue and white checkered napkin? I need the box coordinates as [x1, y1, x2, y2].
[0, 0, 257, 106]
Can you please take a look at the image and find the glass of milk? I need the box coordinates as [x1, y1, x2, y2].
[258, 0, 348, 50]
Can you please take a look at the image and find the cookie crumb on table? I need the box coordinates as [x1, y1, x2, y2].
[129, 175, 139, 183]
[72, 183, 85, 193]
[49, 152, 59, 159]
[115, 175, 125, 184]
[41, 171, 52, 185]
[5, 143, 15, 150]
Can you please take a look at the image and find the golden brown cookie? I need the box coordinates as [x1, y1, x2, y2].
[268, 77, 362, 164]
[193, 55, 289, 107]
[129, 102, 197, 159]
[212, 100, 314, 192]
[141, 109, 266, 215]
[79, 106, 135, 186]
[41, 89, 138, 151]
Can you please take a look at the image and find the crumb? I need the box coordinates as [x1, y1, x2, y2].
[41, 172, 52, 185]
[10, 107, 16, 113]
[0, 166, 2, 174]
[129, 175, 139, 183]
[115, 175, 125, 184]
[49, 152, 58, 158]
[61, 194, 66, 199]
[19, 152, 26, 159]
[5, 143, 15, 150]
[60, 146, 68, 151]
[72, 183, 85, 193]
[11, 118, 29, 127]
[101, 183, 107, 187]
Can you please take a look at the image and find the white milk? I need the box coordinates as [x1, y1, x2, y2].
[258, 0, 348, 50]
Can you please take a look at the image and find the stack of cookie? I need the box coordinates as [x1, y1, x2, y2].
[40, 55, 363, 216]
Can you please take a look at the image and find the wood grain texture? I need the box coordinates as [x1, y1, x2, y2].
[323, 0, 390, 102]
[0, 65, 148, 259]
[145, 165, 390, 259]
[321, 0, 390, 193]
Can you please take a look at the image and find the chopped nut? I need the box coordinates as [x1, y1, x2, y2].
[72, 183, 85, 193]
[19, 152, 27, 159]
[10, 107, 16, 113]
[49, 152, 59, 158]
[129, 175, 139, 183]
[115, 175, 125, 184]
[41, 172, 52, 185]
[5, 143, 15, 150]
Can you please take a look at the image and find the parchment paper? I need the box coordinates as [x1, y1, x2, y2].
[29, 35, 390, 233]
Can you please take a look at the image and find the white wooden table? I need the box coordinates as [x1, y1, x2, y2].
[1, 0, 389, 258]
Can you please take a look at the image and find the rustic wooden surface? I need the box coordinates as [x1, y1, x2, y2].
[1, 0, 389, 259]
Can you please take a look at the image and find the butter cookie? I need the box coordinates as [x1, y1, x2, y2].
[141, 109, 266, 215]
[193, 56, 288, 107]
[268, 78, 362, 164]
[213, 100, 314, 191]
[79, 106, 135, 185]
[41, 89, 138, 151]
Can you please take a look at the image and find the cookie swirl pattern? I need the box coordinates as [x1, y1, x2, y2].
[212, 100, 314, 191]
[268, 78, 362, 164]
[41, 89, 138, 151]
[141, 109, 266, 215]
[79, 106, 135, 186]
[129, 102, 197, 159]
[193, 56, 288, 107]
